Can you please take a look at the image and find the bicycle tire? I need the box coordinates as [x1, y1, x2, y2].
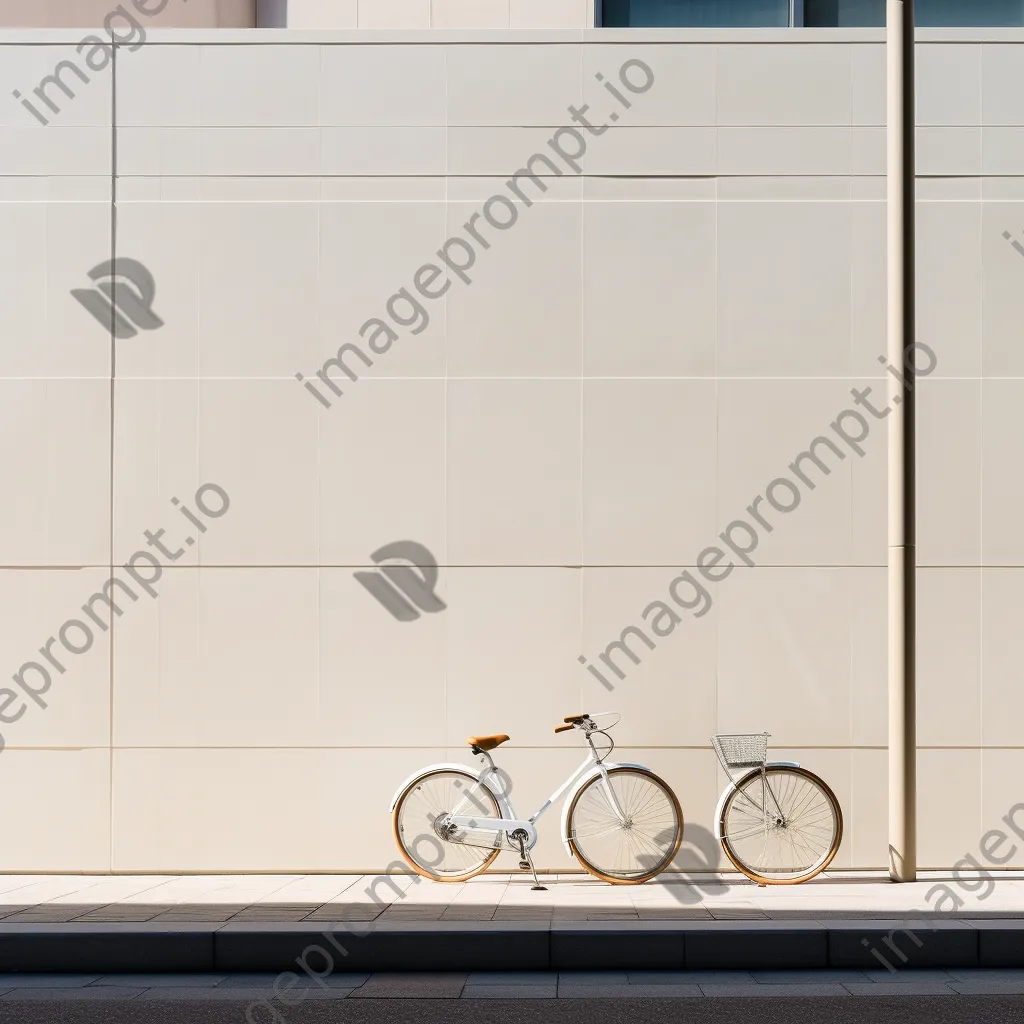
[393, 768, 502, 882]
[719, 765, 842, 885]
[566, 767, 683, 884]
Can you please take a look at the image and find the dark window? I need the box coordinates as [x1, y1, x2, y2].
[601, 0, 790, 27]
[914, 0, 1024, 25]
[803, 0, 884, 26]
[601, 0, 1024, 26]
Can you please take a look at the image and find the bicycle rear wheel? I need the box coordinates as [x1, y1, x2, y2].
[719, 766, 842, 884]
[566, 767, 683, 884]
[393, 769, 501, 882]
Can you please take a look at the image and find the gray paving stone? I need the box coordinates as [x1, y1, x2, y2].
[949, 980, 1024, 994]
[90, 974, 227, 987]
[946, 967, 1024, 981]
[1, 988, 148, 1000]
[859, 968, 956, 983]
[466, 972, 554, 985]
[636, 970, 758, 985]
[561, 984, 703, 997]
[212, 973, 277, 988]
[463, 986, 557, 998]
[350, 973, 467, 998]
[137, 987, 355, 1000]
[627, 971, 724, 984]
[0, 975, 100, 988]
[752, 969, 870, 984]
[559, 972, 630, 985]
[558, 984, 635, 997]
[700, 984, 850, 997]
[151, 987, 282, 1002]
[843, 982, 957, 996]
[217, 971, 368, 988]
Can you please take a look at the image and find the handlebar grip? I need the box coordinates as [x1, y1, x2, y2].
[554, 724, 574, 734]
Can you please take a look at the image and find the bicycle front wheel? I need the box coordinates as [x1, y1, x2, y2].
[720, 766, 842, 884]
[566, 767, 683, 884]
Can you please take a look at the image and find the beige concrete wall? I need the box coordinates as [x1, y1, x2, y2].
[0, 29, 1019, 872]
[0, 0, 255, 28]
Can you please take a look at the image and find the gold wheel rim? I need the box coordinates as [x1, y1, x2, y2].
[392, 769, 502, 883]
[566, 767, 684, 885]
[719, 766, 843, 885]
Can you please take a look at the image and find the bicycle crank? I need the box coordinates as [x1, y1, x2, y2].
[510, 829, 546, 891]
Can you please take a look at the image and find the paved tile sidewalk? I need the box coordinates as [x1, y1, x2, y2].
[0, 871, 1021, 923]
[1, 969, 1024, 999]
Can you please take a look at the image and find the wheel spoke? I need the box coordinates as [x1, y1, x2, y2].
[568, 770, 681, 882]
[395, 771, 502, 880]
[721, 768, 840, 883]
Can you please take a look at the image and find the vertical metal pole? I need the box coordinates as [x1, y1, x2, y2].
[887, 0, 916, 883]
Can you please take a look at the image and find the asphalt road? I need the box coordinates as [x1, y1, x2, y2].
[0, 997, 1021, 1024]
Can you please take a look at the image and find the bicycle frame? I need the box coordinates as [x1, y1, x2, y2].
[445, 748, 627, 851]
[389, 728, 640, 855]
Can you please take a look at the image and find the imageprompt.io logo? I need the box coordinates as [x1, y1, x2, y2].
[72, 258, 164, 339]
[355, 541, 447, 622]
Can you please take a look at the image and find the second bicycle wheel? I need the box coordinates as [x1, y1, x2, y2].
[393, 769, 502, 882]
[719, 766, 842, 884]
[566, 767, 683, 884]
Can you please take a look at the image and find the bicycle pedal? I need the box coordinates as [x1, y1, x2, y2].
[518, 860, 530, 870]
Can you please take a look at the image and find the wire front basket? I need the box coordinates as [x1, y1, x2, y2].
[711, 733, 769, 781]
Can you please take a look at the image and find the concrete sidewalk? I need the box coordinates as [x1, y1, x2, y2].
[0, 871, 1020, 924]
[0, 872, 1021, 974]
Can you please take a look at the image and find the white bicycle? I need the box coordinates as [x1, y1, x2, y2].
[391, 712, 683, 887]
[712, 733, 843, 885]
